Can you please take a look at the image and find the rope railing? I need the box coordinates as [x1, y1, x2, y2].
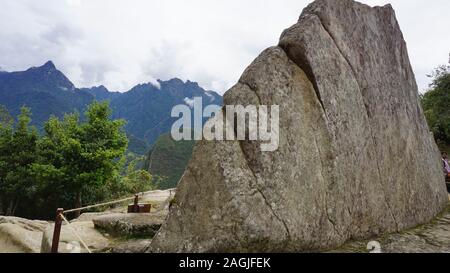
[63, 195, 139, 214]
[60, 213, 92, 253]
[49, 189, 175, 253]
[62, 190, 172, 214]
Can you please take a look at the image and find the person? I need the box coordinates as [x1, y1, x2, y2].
[443, 152, 450, 181]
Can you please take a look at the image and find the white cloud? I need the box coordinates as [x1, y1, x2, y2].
[0, 0, 448, 94]
[66, 0, 82, 7]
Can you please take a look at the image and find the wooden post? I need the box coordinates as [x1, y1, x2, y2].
[134, 195, 139, 213]
[51, 208, 64, 253]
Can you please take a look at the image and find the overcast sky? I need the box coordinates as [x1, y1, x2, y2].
[0, 0, 448, 94]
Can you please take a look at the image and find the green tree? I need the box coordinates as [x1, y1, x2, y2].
[0, 105, 13, 126]
[421, 60, 450, 153]
[0, 107, 38, 216]
[123, 157, 154, 194]
[35, 102, 128, 217]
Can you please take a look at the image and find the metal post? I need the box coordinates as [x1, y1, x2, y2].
[51, 208, 64, 253]
[134, 195, 139, 213]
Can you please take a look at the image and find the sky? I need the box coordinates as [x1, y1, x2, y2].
[0, 0, 448, 94]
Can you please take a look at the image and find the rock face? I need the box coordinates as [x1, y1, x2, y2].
[149, 0, 448, 252]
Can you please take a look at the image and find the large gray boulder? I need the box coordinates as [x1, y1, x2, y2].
[149, 0, 448, 252]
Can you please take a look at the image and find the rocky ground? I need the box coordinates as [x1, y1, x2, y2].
[0, 216, 48, 253]
[330, 195, 450, 253]
[0, 189, 174, 253]
[0, 190, 449, 253]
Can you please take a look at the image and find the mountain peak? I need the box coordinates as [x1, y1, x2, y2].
[166, 78, 185, 85]
[19, 60, 76, 91]
[186, 80, 199, 87]
[29, 61, 57, 72]
[42, 61, 56, 70]
[94, 85, 108, 91]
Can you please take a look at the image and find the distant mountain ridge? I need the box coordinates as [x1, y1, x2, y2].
[0, 61, 222, 154]
[0, 61, 93, 129]
[79, 85, 121, 101]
